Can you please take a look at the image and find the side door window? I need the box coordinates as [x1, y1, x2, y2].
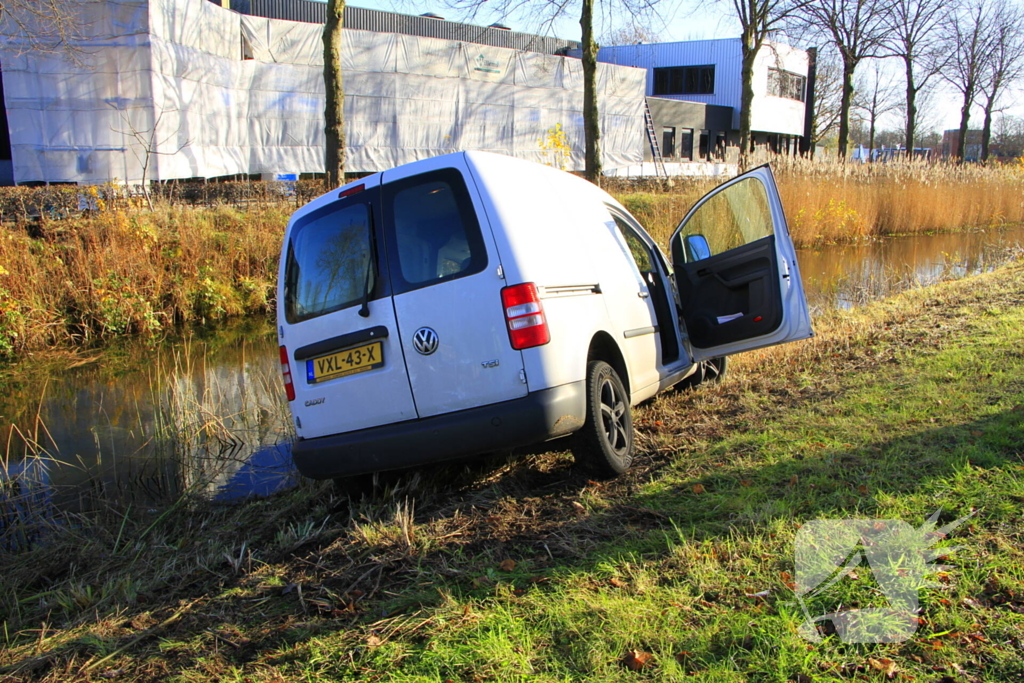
[670, 165, 812, 361]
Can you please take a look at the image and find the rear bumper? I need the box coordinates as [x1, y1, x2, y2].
[290, 381, 586, 479]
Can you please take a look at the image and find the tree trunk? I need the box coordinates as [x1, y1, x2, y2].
[904, 60, 917, 152]
[323, 0, 346, 188]
[981, 98, 994, 162]
[837, 56, 856, 159]
[956, 89, 972, 160]
[868, 119, 876, 162]
[739, 32, 758, 169]
[580, 0, 601, 185]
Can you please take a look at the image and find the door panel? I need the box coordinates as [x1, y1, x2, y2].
[382, 166, 527, 418]
[675, 236, 781, 348]
[281, 187, 419, 440]
[670, 165, 812, 361]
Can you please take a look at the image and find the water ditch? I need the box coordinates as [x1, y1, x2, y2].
[2, 225, 1023, 542]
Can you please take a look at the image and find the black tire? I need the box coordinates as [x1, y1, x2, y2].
[574, 360, 634, 477]
[677, 356, 728, 391]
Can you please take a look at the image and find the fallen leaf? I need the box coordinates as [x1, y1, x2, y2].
[868, 657, 897, 676]
[622, 650, 654, 671]
[499, 559, 517, 572]
[609, 577, 628, 588]
[366, 634, 382, 648]
[857, 484, 869, 494]
[571, 501, 587, 515]
[745, 589, 770, 598]
[789, 475, 799, 486]
[740, 479, 753, 487]
[971, 430, 983, 437]
[962, 597, 983, 609]
[692, 483, 706, 494]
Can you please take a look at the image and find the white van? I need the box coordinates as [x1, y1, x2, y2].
[277, 151, 812, 479]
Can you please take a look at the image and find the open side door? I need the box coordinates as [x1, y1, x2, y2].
[670, 165, 812, 363]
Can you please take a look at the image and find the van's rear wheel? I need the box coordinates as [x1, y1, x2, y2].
[575, 360, 634, 477]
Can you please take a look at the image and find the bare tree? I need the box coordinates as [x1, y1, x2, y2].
[942, 0, 994, 160]
[721, 0, 810, 165]
[110, 109, 191, 210]
[810, 46, 844, 149]
[795, 0, 893, 158]
[601, 24, 660, 45]
[883, 0, 949, 152]
[440, 0, 667, 186]
[323, 0, 346, 188]
[978, 0, 1024, 161]
[852, 59, 901, 156]
[0, 0, 83, 55]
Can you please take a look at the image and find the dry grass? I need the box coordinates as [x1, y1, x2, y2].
[615, 154, 1024, 250]
[0, 205, 289, 356]
[2, 258, 1022, 681]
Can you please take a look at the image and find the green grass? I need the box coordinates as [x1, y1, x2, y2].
[2, 262, 1023, 681]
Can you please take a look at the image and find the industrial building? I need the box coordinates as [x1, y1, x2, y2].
[591, 39, 813, 176]
[0, 0, 812, 185]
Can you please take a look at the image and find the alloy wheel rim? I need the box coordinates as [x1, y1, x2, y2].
[599, 376, 629, 456]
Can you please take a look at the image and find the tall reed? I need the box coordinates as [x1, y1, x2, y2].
[613, 154, 1024, 250]
[0, 204, 289, 356]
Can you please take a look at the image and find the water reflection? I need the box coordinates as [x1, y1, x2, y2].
[0, 323, 294, 546]
[798, 226, 1024, 312]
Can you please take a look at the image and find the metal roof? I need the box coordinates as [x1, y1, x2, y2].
[232, 0, 580, 55]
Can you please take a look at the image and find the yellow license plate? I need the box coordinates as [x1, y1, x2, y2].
[306, 340, 384, 383]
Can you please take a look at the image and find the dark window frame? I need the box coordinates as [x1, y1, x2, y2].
[767, 67, 806, 102]
[652, 65, 715, 96]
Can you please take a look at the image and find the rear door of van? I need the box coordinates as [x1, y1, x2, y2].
[380, 158, 528, 418]
[280, 179, 418, 440]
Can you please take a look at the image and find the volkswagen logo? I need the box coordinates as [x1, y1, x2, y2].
[412, 327, 439, 355]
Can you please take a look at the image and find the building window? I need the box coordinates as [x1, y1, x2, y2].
[699, 130, 709, 160]
[652, 65, 715, 96]
[767, 68, 805, 102]
[662, 127, 675, 157]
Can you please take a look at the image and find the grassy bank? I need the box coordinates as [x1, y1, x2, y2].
[2, 257, 1022, 681]
[0, 205, 288, 356]
[2, 158, 1022, 358]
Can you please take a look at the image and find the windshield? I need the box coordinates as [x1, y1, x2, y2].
[284, 200, 374, 324]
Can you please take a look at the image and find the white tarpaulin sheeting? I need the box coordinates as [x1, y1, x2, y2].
[0, 0, 645, 184]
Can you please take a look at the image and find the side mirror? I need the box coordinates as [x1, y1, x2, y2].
[684, 234, 711, 262]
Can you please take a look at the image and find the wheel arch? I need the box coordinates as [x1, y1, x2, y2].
[587, 331, 630, 401]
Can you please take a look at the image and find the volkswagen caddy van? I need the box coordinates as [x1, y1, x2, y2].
[278, 151, 812, 479]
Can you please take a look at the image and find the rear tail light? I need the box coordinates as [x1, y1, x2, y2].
[280, 346, 296, 401]
[501, 283, 550, 350]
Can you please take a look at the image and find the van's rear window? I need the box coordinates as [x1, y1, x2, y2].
[383, 168, 486, 295]
[284, 201, 375, 324]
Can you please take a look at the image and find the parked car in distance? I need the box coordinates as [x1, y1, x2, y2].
[277, 151, 812, 480]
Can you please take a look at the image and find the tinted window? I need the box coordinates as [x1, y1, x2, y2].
[384, 169, 486, 294]
[653, 66, 715, 95]
[284, 199, 377, 323]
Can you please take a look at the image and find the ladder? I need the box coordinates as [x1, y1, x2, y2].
[643, 99, 667, 178]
